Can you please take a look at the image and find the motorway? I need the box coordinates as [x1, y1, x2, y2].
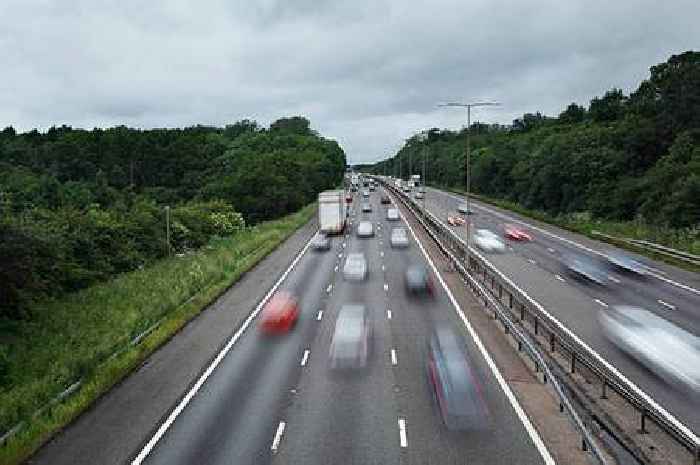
[419, 186, 700, 434]
[133, 188, 552, 465]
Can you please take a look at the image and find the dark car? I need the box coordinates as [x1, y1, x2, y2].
[405, 265, 434, 296]
[427, 327, 490, 430]
[561, 253, 607, 285]
[259, 291, 299, 334]
[380, 195, 391, 204]
[457, 203, 474, 215]
[329, 304, 372, 369]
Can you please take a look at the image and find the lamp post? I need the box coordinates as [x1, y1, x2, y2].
[416, 131, 429, 206]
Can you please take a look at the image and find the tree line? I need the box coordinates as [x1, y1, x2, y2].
[372, 51, 699, 229]
[0, 116, 346, 320]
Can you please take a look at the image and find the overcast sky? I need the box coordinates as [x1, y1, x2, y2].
[2, 0, 699, 164]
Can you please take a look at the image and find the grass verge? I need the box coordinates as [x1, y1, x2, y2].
[0, 204, 316, 465]
[436, 185, 699, 272]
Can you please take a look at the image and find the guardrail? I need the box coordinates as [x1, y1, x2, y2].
[590, 230, 700, 267]
[377, 178, 700, 465]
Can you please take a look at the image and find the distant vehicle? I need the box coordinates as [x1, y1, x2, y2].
[387, 208, 400, 221]
[390, 227, 409, 248]
[599, 306, 700, 393]
[361, 202, 372, 213]
[403, 185, 411, 193]
[318, 190, 347, 234]
[606, 252, 647, 276]
[410, 174, 420, 186]
[447, 215, 466, 226]
[343, 252, 368, 281]
[357, 221, 374, 238]
[362, 190, 370, 198]
[562, 253, 607, 285]
[380, 194, 391, 204]
[415, 192, 424, 199]
[259, 291, 299, 334]
[345, 193, 353, 204]
[457, 203, 474, 215]
[329, 304, 372, 369]
[472, 229, 506, 253]
[405, 264, 434, 296]
[369, 184, 376, 192]
[418, 186, 426, 194]
[427, 326, 490, 430]
[503, 224, 533, 241]
[311, 232, 331, 251]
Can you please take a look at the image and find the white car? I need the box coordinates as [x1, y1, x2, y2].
[386, 208, 400, 221]
[362, 190, 370, 198]
[390, 227, 409, 248]
[472, 229, 505, 253]
[356, 221, 374, 238]
[343, 253, 368, 281]
[361, 202, 372, 213]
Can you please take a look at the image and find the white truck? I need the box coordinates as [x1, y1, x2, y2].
[318, 190, 347, 234]
[409, 174, 420, 188]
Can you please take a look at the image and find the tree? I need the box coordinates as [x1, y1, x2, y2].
[589, 88, 626, 122]
[270, 116, 312, 135]
[559, 103, 586, 124]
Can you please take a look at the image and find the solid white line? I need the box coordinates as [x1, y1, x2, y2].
[271, 421, 286, 452]
[554, 274, 565, 282]
[608, 275, 620, 284]
[658, 299, 676, 310]
[398, 418, 408, 448]
[300, 349, 310, 367]
[383, 283, 389, 291]
[131, 231, 316, 465]
[594, 299, 608, 308]
[398, 205, 555, 464]
[391, 349, 398, 366]
[316, 310, 323, 321]
[387, 309, 392, 320]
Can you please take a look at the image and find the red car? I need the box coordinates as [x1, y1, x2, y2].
[503, 223, 533, 241]
[447, 215, 466, 226]
[259, 291, 299, 334]
[345, 194, 353, 204]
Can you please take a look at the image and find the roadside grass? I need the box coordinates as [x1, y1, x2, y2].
[0, 204, 316, 465]
[437, 185, 699, 272]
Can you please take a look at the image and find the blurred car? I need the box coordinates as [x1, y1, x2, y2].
[259, 291, 299, 334]
[457, 203, 474, 215]
[415, 192, 425, 199]
[447, 215, 466, 226]
[329, 304, 372, 369]
[503, 223, 533, 241]
[345, 193, 353, 204]
[599, 306, 700, 393]
[350, 185, 358, 192]
[380, 194, 391, 204]
[562, 253, 607, 285]
[390, 227, 410, 248]
[472, 229, 506, 253]
[357, 220, 374, 237]
[427, 326, 490, 430]
[311, 232, 331, 251]
[343, 252, 368, 281]
[405, 264, 434, 296]
[387, 208, 400, 221]
[606, 252, 647, 276]
[369, 185, 376, 191]
[362, 190, 370, 198]
[361, 202, 372, 213]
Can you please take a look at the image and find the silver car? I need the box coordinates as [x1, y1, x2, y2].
[361, 202, 372, 213]
[357, 221, 374, 237]
[343, 253, 368, 281]
[472, 229, 506, 253]
[329, 304, 372, 369]
[386, 208, 400, 221]
[390, 227, 409, 248]
[457, 203, 474, 215]
[362, 190, 370, 198]
[311, 232, 331, 251]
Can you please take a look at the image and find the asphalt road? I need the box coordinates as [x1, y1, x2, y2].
[419, 186, 700, 434]
[136, 189, 551, 465]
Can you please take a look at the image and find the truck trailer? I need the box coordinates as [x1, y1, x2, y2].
[318, 190, 348, 234]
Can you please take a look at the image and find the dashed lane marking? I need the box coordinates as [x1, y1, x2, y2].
[271, 421, 286, 452]
[300, 350, 310, 367]
[658, 299, 676, 310]
[594, 299, 608, 307]
[554, 274, 565, 282]
[316, 310, 323, 321]
[398, 418, 408, 448]
[391, 349, 398, 366]
[387, 310, 392, 319]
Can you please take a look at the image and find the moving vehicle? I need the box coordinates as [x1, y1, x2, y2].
[259, 291, 299, 334]
[362, 190, 370, 198]
[357, 221, 374, 237]
[561, 253, 607, 285]
[427, 326, 490, 430]
[415, 192, 424, 199]
[318, 190, 347, 234]
[390, 227, 409, 248]
[311, 232, 331, 251]
[345, 193, 353, 204]
[606, 252, 647, 276]
[343, 253, 368, 281]
[599, 306, 700, 392]
[361, 202, 372, 213]
[387, 208, 400, 221]
[329, 304, 372, 369]
[405, 265, 434, 296]
[380, 194, 391, 204]
[472, 229, 506, 253]
[457, 203, 474, 215]
[503, 224, 533, 241]
[447, 215, 466, 226]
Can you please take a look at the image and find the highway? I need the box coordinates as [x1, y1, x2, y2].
[132, 188, 552, 465]
[419, 186, 700, 434]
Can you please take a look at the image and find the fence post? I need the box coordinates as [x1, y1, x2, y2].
[550, 333, 555, 352]
[570, 353, 576, 373]
[639, 410, 647, 434]
[534, 317, 539, 335]
[601, 381, 608, 399]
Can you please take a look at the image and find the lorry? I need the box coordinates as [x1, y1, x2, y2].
[318, 190, 348, 234]
[409, 174, 420, 188]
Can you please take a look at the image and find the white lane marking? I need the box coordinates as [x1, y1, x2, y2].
[300, 349, 310, 367]
[608, 275, 620, 284]
[342, 243, 346, 248]
[338, 253, 343, 258]
[527, 258, 536, 265]
[326, 284, 333, 294]
[547, 248, 555, 253]
[391, 349, 398, 366]
[380, 251, 385, 257]
[594, 299, 608, 308]
[383, 283, 389, 292]
[554, 274, 565, 282]
[132, 231, 317, 465]
[442, 191, 700, 296]
[382, 264, 386, 271]
[399, 206, 555, 464]
[658, 299, 676, 310]
[398, 418, 408, 448]
[387, 309, 392, 320]
[271, 421, 286, 452]
[317, 310, 323, 321]
[334, 265, 339, 272]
